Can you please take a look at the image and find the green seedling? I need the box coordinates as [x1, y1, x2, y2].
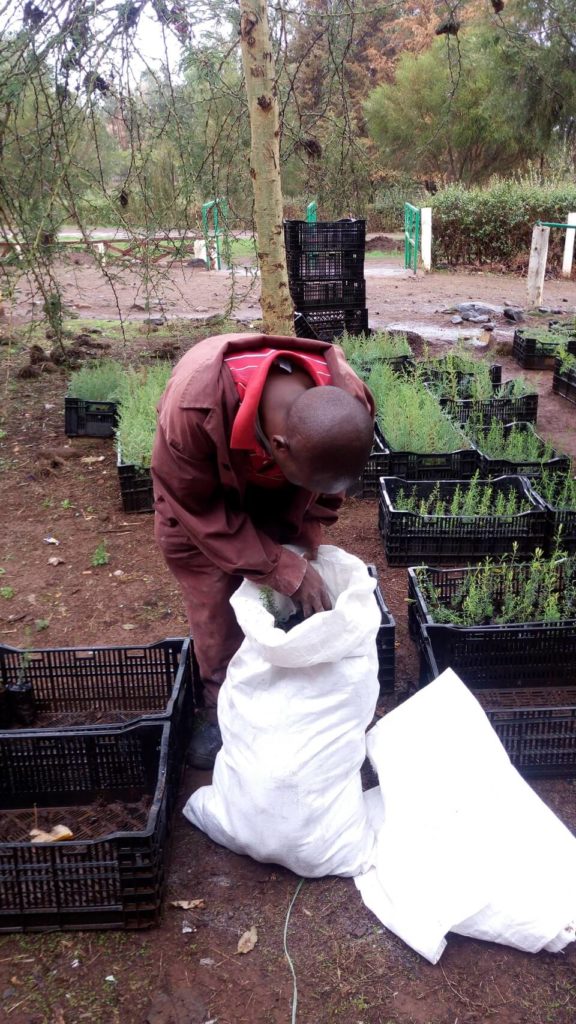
[0, 586, 15, 599]
[91, 541, 110, 567]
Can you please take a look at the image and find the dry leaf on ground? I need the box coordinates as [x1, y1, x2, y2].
[237, 925, 258, 954]
[171, 899, 205, 910]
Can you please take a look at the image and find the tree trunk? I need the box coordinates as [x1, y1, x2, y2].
[239, 0, 293, 335]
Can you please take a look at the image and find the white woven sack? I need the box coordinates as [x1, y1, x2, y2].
[355, 669, 576, 963]
[184, 545, 381, 877]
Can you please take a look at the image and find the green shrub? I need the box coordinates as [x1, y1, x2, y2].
[116, 362, 173, 468]
[431, 180, 576, 269]
[67, 360, 127, 402]
[368, 363, 471, 453]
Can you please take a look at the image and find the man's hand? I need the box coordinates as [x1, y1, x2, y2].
[292, 561, 331, 617]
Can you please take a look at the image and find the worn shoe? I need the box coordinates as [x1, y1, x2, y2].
[187, 720, 222, 770]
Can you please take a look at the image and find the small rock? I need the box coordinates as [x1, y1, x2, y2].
[538, 306, 552, 314]
[483, 322, 496, 331]
[503, 306, 524, 322]
[147, 317, 166, 327]
[457, 301, 502, 317]
[451, 316, 463, 324]
[467, 314, 490, 323]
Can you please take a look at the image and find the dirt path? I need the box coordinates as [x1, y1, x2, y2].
[5, 254, 575, 331]
[1, 271, 576, 1024]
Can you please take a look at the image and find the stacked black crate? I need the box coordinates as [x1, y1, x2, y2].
[284, 219, 368, 341]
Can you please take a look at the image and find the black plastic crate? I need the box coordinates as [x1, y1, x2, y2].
[289, 278, 366, 310]
[419, 639, 576, 778]
[552, 357, 576, 407]
[367, 565, 396, 693]
[408, 564, 576, 687]
[351, 423, 480, 499]
[293, 306, 368, 342]
[286, 249, 364, 282]
[65, 397, 118, 438]
[378, 475, 547, 566]
[0, 722, 177, 931]
[284, 219, 366, 253]
[0, 638, 194, 734]
[117, 450, 154, 513]
[474, 421, 570, 480]
[436, 385, 538, 426]
[529, 483, 576, 556]
[512, 330, 574, 371]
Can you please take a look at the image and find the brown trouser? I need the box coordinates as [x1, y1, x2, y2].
[155, 516, 244, 710]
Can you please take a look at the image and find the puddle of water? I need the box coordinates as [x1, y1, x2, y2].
[374, 319, 491, 346]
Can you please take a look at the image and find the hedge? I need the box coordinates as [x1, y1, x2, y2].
[431, 181, 576, 270]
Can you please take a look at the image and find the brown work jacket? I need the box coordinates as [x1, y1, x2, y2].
[151, 332, 375, 595]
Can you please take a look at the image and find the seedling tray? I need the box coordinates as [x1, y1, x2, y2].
[378, 475, 547, 566]
[352, 423, 480, 499]
[419, 637, 576, 778]
[293, 306, 369, 342]
[552, 357, 576, 407]
[117, 449, 154, 513]
[286, 249, 364, 282]
[367, 565, 396, 693]
[0, 722, 177, 931]
[512, 330, 573, 371]
[408, 564, 576, 685]
[0, 638, 194, 734]
[65, 397, 118, 438]
[423, 362, 502, 392]
[434, 384, 538, 425]
[474, 421, 570, 480]
[284, 219, 366, 252]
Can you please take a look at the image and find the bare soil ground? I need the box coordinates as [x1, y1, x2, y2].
[1, 258, 576, 1024]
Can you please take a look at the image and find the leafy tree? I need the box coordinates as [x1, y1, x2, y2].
[365, 32, 541, 184]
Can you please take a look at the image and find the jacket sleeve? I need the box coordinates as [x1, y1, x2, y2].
[151, 407, 307, 596]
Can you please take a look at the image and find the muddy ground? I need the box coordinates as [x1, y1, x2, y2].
[1, 257, 576, 1024]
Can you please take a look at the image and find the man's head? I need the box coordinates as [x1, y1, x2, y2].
[268, 385, 374, 493]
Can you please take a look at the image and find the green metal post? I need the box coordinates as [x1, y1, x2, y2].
[306, 201, 317, 223]
[404, 202, 421, 273]
[201, 198, 229, 270]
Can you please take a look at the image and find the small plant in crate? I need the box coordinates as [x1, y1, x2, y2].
[466, 419, 555, 465]
[368, 363, 470, 454]
[116, 362, 172, 470]
[379, 474, 546, 565]
[421, 349, 498, 401]
[393, 472, 531, 518]
[340, 330, 412, 377]
[413, 542, 575, 628]
[67, 360, 127, 403]
[534, 470, 576, 553]
[116, 362, 173, 513]
[65, 360, 127, 438]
